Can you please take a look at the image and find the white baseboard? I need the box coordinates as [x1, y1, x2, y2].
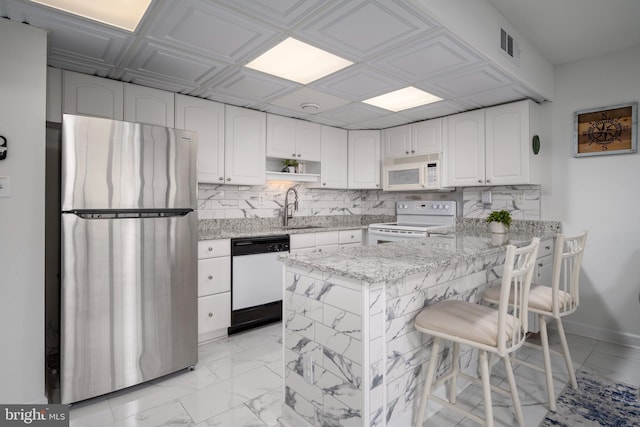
[559, 319, 640, 349]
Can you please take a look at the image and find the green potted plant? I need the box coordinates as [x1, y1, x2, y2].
[281, 158, 299, 173]
[486, 209, 512, 234]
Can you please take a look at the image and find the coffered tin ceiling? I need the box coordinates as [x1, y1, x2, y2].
[0, 0, 544, 129]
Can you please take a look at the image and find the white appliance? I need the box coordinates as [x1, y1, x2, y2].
[382, 153, 442, 191]
[368, 200, 457, 245]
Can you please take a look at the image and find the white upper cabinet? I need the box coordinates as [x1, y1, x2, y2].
[124, 83, 174, 127]
[62, 70, 123, 120]
[485, 99, 540, 185]
[444, 100, 540, 187]
[412, 118, 442, 154]
[348, 130, 381, 189]
[175, 94, 225, 184]
[224, 105, 266, 186]
[444, 109, 485, 186]
[382, 124, 411, 158]
[383, 119, 442, 159]
[266, 114, 321, 161]
[319, 125, 348, 189]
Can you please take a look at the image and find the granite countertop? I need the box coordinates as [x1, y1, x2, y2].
[198, 215, 394, 240]
[279, 228, 558, 283]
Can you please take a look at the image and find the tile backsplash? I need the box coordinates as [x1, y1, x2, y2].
[197, 182, 540, 220]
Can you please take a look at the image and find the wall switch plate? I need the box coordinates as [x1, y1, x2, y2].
[481, 191, 492, 205]
[0, 176, 10, 197]
[515, 191, 525, 205]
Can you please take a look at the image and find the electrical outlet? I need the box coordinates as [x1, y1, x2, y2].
[515, 191, 525, 206]
[302, 355, 314, 384]
[481, 191, 492, 205]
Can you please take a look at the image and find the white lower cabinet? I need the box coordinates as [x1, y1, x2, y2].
[198, 239, 231, 343]
[290, 229, 363, 253]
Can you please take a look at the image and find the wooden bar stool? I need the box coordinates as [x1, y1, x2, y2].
[483, 231, 587, 412]
[413, 238, 540, 427]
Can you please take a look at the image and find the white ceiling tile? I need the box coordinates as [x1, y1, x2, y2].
[314, 103, 387, 125]
[426, 64, 516, 98]
[144, 0, 280, 63]
[214, 0, 328, 29]
[297, 0, 437, 60]
[205, 69, 300, 104]
[120, 42, 230, 87]
[269, 87, 351, 114]
[309, 65, 404, 101]
[370, 31, 483, 82]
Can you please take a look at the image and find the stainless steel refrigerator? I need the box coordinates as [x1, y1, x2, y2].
[54, 114, 198, 404]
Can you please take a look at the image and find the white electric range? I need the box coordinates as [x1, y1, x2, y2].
[368, 200, 457, 245]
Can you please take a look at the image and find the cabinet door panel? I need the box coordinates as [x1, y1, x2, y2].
[198, 293, 231, 337]
[319, 126, 348, 188]
[225, 105, 266, 185]
[176, 95, 225, 184]
[348, 130, 381, 189]
[382, 124, 411, 158]
[485, 101, 529, 185]
[266, 114, 296, 159]
[444, 110, 485, 186]
[63, 70, 123, 120]
[412, 118, 442, 154]
[198, 257, 231, 297]
[295, 120, 321, 161]
[124, 84, 174, 127]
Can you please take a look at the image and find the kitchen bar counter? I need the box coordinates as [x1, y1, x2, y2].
[279, 221, 560, 427]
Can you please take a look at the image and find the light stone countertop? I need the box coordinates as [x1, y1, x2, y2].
[278, 229, 558, 283]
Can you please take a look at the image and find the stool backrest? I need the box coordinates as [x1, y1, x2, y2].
[497, 237, 540, 355]
[551, 231, 588, 316]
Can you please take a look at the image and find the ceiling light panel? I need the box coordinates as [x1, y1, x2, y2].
[362, 87, 443, 112]
[29, 0, 152, 31]
[245, 37, 353, 84]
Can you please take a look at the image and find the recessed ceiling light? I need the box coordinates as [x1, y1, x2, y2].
[29, 0, 152, 31]
[245, 37, 353, 85]
[362, 87, 443, 112]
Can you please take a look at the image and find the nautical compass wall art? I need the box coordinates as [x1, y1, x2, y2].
[573, 102, 637, 157]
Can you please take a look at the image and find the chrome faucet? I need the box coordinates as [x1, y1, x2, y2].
[283, 186, 299, 226]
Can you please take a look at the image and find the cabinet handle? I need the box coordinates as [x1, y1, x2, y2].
[486, 179, 491, 183]
[323, 183, 326, 186]
[375, 184, 379, 187]
[218, 177, 224, 181]
[297, 154, 301, 157]
[350, 235, 354, 238]
[227, 177, 231, 181]
[478, 180, 482, 183]
[411, 150, 415, 153]
[208, 275, 213, 280]
[208, 247, 213, 252]
[208, 312, 213, 318]
[292, 153, 296, 157]
[405, 151, 409, 154]
[545, 246, 551, 250]
[538, 263, 543, 267]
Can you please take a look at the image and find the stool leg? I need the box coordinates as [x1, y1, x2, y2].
[539, 315, 556, 411]
[415, 337, 441, 427]
[503, 353, 525, 427]
[449, 342, 459, 404]
[479, 350, 494, 427]
[556, 317, 577, 389]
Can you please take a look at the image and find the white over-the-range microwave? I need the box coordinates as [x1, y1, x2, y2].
[382, 153, 442, 191]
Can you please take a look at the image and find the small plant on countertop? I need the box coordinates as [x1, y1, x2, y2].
[486, 210, 512, 228]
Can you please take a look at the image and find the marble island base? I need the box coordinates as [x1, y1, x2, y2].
[281, 248, 511, 427]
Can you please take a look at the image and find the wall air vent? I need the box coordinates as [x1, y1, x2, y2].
[500, 28, 520, 65]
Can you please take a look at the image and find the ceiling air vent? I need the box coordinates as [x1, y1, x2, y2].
[500, 28, 520, 64]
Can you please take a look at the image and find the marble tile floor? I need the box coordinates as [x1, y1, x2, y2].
[69, 322, 640, 427]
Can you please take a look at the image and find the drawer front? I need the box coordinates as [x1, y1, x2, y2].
[290, 233, 316, 249]
[339, 229, 362, 244]
[198, 292, 231, 335]
[198, 256, 230, 296]
[538, 238, 554, 259]
[316, 231, 339, 246]
[198, 239, 230, 259]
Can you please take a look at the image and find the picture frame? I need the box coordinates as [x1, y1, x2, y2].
[573, 102, 637, 157]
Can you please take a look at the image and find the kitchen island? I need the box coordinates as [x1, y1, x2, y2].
[278, 223, 560, 427]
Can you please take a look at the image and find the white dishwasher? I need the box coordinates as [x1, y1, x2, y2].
[229, 235, 289, 334]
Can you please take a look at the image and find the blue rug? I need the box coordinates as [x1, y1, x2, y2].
[539, 370, 640, 426]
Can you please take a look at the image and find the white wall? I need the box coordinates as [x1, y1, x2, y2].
[0, 20, 47, 403]
[544, 43, 640, 346]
